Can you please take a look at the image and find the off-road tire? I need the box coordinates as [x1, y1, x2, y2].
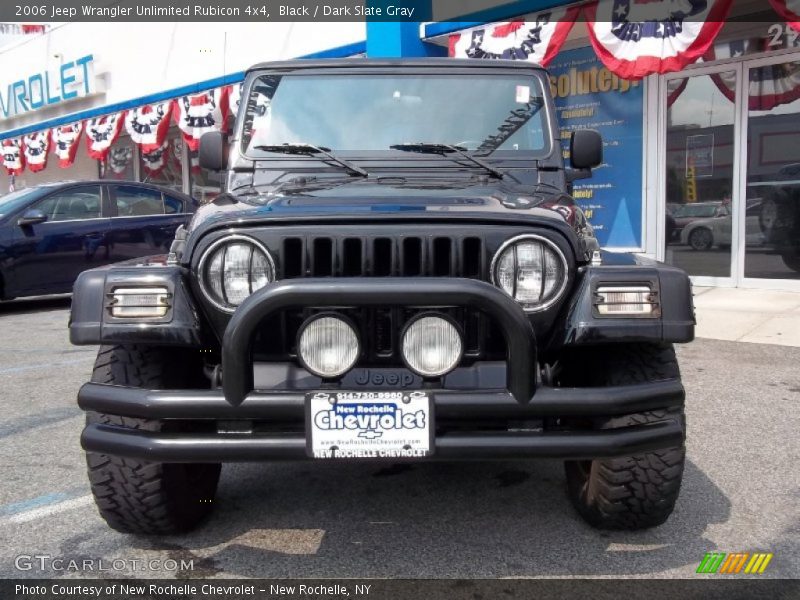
[85, 345, 220, 534]
[564, 344, 686, 530]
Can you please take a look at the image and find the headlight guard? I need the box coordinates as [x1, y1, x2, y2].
[490, 234, 569, 313]
[198, 234, 276, 312]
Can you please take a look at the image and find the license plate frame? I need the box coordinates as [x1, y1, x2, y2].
[305, 390, 434, 459]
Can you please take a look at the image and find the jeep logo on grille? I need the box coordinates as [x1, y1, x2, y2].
[353, 369, 415, 387]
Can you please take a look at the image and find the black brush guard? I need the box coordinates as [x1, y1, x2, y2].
[79, 278, 686, 461]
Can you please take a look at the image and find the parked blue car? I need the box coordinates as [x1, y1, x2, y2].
[0, 181, 197, 300]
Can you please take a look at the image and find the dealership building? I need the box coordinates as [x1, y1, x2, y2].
[1, 0, 799, 288]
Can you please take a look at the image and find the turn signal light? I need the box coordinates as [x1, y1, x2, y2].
[595, 286, 658, 317]
[110, 287, 170, 318]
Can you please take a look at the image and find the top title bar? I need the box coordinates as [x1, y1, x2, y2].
[3, 0, 778, 23]
[1, 0, 442, 22]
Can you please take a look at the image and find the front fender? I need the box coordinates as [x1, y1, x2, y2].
[548, 253, 695, 349]
[69, 260, 204, 347]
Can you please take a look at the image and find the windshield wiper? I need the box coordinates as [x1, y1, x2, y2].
[390, 143, 506, 180]
[254, 143, 368, 178]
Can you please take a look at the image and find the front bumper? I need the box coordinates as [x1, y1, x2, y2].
[79, 382, 685, 462]
[78, 278, 686, 462]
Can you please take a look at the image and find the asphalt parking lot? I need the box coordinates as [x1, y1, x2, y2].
[0, 296, 798, 579]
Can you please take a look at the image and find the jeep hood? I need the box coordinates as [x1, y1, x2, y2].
[180, 176, 599, 264]
[189, 178, 577, 232]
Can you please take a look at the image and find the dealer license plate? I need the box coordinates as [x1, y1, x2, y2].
[306, 391, 433, 459]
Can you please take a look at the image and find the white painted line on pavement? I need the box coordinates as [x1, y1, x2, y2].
[0, 495, 93, 525]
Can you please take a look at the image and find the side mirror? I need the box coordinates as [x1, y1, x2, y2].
[570, 129, 603, 170]
[198, 131, 227, 171]
[17, 209, 48, 227]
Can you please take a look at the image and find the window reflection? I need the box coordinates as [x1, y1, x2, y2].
[665, 71, 736, 278]
[101, 136, 135, 181]
[745, 59, 800, 280]
[139, 128, 183, 194]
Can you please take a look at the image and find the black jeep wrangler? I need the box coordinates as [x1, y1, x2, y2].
[70, 59, 694, 534]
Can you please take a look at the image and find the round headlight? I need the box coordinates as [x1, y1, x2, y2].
[491, 235, 568, 312]
[298, 315, 360, 378]
[199, 235, 275, 311]
[401, 315, 463, 378]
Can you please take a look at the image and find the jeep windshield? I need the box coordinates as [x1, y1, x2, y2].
[240, 73, 550, 158]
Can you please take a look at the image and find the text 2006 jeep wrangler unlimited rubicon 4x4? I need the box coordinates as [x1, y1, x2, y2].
[70, 59, 694, 534]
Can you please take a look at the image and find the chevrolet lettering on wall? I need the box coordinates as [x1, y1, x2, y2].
[69, 58, 695, 534]
[0, 54, 96, 119]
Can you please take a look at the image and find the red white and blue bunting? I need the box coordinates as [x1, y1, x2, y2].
[449, 7, 579, 66]
[22, 130, 50, 173]
[172, 87, 230, 151]
[170, 137, 200, 174]
[584, 0, 733, 80]
[769, 1, 800, 32]
[705, 40, 800, 111]
[51, 122, 84, 168]
[228, 83, 242, 120]
[125, 102, 173, 153]
[1, 139, 24, 176]
[86, 112, 126, 161]
[141, 140, 169, 175]
[108, 146, 134, 176]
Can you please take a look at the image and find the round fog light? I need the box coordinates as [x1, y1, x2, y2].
[298, 315, 359, 378]
[401, 315, 463, 378]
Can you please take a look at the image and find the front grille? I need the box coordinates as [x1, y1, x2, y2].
[278, 234, 486, 279]
[202, 224, 566, 368]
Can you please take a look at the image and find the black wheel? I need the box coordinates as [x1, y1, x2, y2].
[85, 345, 220, 534]
[564, 344, 686, 530]
[688, 227, 713, 251]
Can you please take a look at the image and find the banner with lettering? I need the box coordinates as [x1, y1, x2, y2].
[1, 139, 25, 175]
[125, 102, 173, 153]
[86, 112, 127, 160]
[23, 130, 50, 173]
[585, 0, 733, 80]
[172, 87, 230, 151]
[769, 1, 800, 32]
[549, 45, 644, 248]
[52, 122, 84, 168]
[449, 8, 579, 66]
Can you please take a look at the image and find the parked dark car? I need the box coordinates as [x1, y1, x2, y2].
[0, 181, 197, 300]
[70, 59, 694, 534]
